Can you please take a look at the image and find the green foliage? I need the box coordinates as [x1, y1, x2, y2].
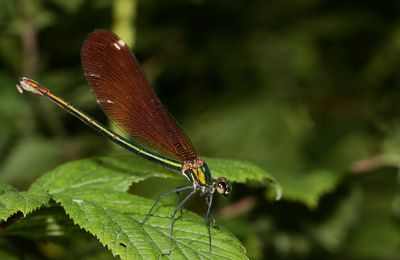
[189, 99, 343, 207]
[205, 157, 282, 200]
[1, 156, 276, 259]
[0, 183, 49, 220]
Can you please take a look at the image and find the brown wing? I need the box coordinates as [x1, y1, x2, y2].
[81, 29, 197, 161]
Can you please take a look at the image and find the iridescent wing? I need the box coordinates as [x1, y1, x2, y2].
[81, 29, 197, 161]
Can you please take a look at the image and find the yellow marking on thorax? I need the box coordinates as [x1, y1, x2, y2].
[193, 168, 206, 185]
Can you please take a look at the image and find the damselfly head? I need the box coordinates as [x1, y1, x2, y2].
[214, 177, 231, 197]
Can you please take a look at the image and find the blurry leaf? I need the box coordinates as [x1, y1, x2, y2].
[0, 183, 49, 221]
[242, 234, 263, 260]
[0, 75, 33, 152]
[249, 31, 322, 88]
[272, 232, 311, 257]
[47, 0, 84, 13]
[0, 250, 18, 260]
[8, 1, 55, 32]
[362, 26, 400, 88]
[0, 137, 66, 185]
[0, 74, 29, 119]
[219, 217, 269, 260]
[188, 98, 312, 173]
[382, 129, 400, 166]
[302, 10, 381, 38]
[277, 169, 342, 208]
[393, 194, 400, 220]
[347, 219, 400, 259]
[0, 35, 21, 72]
[188, 98, 343, 206]
[311, 188, 363, 251]
[0, 1, 15, 25]
[343, 172, 400, 259]
[31, 10, 56, 29]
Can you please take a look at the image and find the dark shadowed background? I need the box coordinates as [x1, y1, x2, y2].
[0, 0, 399, 259]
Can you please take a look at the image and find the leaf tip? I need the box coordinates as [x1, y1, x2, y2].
[270, 180, 283, 201]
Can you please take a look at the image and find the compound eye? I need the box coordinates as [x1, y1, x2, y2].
[215, 177, 231, 197]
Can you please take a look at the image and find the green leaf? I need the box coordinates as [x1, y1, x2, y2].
[27, 156, 249, 259]
[0, 183, 49, 221]
[277, 169, 340, 208]
[29, 156, 179, 193]
[206, 157, 282, 200]
[1, 155, 272, 258]
[54, 190, 245, 259]
[30, 155, 281, 199]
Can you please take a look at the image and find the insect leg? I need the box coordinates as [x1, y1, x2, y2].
[205, 194, 214, 252]
[163, 190, 196, 255]
[142, 186, 192, 224]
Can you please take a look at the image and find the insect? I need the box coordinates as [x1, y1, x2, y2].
[16, 29, 231, 255]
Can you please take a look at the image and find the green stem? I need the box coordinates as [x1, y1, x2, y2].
[112, 0, 137, 48]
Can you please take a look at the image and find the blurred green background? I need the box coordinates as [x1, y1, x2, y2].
[1, 0, 399, 259]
